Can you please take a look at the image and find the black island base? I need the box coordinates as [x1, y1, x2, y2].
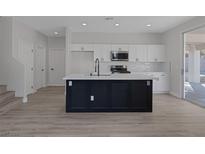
[66, 80, 152, 112]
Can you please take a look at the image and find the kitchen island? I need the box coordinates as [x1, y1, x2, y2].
[64, 74, 153, 112]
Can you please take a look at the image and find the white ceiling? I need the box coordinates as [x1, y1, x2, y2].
[15, 16, 194, 37]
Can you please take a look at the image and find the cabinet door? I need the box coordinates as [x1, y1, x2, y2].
[136, 45, 147, 62]
[130, 80, 152, 111]
[111, 81, 129, 109]
[158, 73, 169, 92]
[147, 45, 165, 62]
[93, 44, 111, 62]
[152, 74, 160, 93]
[129, 45, 147, 62]
[66, 80, 90, 111]
[129, 45, 137, 62]
[89, 81, 110, 109]
[111, 44, 129, 51]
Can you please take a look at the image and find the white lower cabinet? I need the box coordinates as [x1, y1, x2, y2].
[149, 72, 169, 93]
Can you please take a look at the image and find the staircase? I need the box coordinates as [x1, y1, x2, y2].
[0, 85, 22, 115]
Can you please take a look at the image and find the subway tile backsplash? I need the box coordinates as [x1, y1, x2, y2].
[99, 61, 169, 73]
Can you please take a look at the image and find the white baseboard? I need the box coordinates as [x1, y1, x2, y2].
[169, 91, 180, 98]
[47, 84, 64, 86]
[153, 91, 169, 94]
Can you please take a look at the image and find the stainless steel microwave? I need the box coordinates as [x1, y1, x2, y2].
[111, 51, 129, 61]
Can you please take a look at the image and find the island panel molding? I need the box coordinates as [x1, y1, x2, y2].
[66, 80, 152, 112]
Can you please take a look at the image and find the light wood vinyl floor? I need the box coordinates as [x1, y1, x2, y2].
[0, 86, 205, 137]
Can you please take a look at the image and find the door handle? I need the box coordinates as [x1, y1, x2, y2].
[50, 68, 54, 71]
[41, 69, 44, 71]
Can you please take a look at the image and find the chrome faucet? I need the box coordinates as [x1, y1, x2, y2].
[95, 58, 100, 76]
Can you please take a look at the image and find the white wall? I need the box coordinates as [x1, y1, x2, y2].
[65, 28, 72, 75]
[0, 17, 48, 97]
[163, 17, 205, 98]
[48, 37, 65, 49]
[0, 19, 4, 84]
[72, 32, 163, 44]
[0, 17, 14, 86]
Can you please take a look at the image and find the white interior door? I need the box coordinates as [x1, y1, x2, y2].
[49, 49, 65, 85]
[19, 40, 34, 95]
[34, 46, 46, 90]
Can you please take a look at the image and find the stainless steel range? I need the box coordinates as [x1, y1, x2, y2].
[111, 65, 131, 74]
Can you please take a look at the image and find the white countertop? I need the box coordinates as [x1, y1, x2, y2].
[63, 73, 153, 80]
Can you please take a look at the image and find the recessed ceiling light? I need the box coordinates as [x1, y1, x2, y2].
[115, 23, 120, 27]
[146, 24, 152, 27]
[82, 23, 87, 26]
[54, 31, 59, 35]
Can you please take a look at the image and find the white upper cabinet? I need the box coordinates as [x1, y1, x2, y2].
[71, 43, 166, 62]
[71, 44, 94, 52]
[93, 44, 111, 62]
[147, 45, 165, 62]
[111, 44, 129, 51]
[129, 45, 147, 62]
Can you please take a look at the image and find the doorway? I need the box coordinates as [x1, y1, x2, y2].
[48, 48, 65, 86]
[184, 27, 205, 107]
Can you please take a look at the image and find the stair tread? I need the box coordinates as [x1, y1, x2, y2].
[0, 97, 22, 115]
[0, 85, 7, 94]
[0, 91, 15, 105]
[0, 91, 15, 96]
[0, 97, 21, 107]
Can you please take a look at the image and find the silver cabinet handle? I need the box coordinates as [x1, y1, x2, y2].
[147, 81, 151, 86]
[68, 81, 72, 86]
[50, 68, 54, 70]
[90, 95, 94, 101]
[41, 69, 44, 71]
